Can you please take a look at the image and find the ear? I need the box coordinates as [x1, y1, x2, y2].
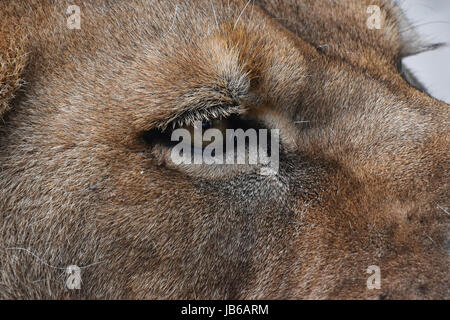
[0, 18, 29, 120]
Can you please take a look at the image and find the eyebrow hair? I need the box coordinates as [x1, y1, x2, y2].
[148, 73, 252, 130]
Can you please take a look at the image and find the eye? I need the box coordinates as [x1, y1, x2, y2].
[202, 120, 213, 130]
[142, 114, 260, 150]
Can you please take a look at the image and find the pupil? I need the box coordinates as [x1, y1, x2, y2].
[202, 120, 213, 129]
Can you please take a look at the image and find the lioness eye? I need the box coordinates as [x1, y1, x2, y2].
[142, 115, 260, 151]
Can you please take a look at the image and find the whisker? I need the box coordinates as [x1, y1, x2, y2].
[4, 247, 103, 270]
[234, 0, 252, 30]
[168, 4, 179, 32]
[400, 20, 450, 33]
[209, 0, 219, 31]
[437, 204, 450, 217]
[294, 121, 311, 124]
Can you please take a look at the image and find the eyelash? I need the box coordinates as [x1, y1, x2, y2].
[160, 102, 245, 130]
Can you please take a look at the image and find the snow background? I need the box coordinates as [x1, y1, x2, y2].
[398, 0, 450, 103]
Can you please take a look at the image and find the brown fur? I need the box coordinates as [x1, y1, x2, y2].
[0, 0, 448, 299]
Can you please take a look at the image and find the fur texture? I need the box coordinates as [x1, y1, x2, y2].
[0, 0, 449, 299]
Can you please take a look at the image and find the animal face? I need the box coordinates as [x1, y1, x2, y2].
[0, 0, 448, 299]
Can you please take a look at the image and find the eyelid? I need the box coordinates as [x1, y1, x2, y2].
[161, 103, 245, 131]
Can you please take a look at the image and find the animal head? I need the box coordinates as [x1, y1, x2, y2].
[0, 0, 448, 299]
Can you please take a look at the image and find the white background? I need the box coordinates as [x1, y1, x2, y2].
[399, 0, 450, 103]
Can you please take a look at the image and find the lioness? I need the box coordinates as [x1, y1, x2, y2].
[0, 0, 448, 299]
